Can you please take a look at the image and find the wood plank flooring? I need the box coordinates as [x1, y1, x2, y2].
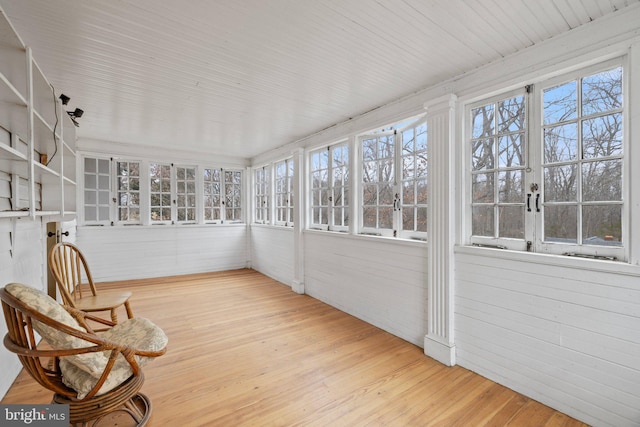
[1, 269, 589, 426]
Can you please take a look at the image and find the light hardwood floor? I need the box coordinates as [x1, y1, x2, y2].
[2, 269, 588, 426]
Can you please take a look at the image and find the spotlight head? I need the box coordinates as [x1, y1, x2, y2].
[73, 108, 84, 118]
[59, 94, 70, 105]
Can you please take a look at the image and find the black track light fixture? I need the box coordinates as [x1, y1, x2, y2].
[67, 108, 84, 127]
[59, 93, 70, 105]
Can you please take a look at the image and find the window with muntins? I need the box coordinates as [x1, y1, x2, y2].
[274, 159, 294, 226]
[116, 160, 140, 223]
[203, 168, 222, 222]
[309, 141, 349, 231]
[150, 163, 172, 223]
[254, 167, 270, 224]
[176, 166, 196, 223]
[359, 117, 428, 239]
[468, 59, 625, 259]
[224, 170, 242, 222]
[84, 157, 111, 224]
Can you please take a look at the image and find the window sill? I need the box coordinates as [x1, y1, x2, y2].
[78, 222, 246, 230]
[456, 244, 640, 276]
[304, 228, 427, 248]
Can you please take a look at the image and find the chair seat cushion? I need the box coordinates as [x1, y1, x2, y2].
[60, 317, 168, 399]
[5, 283, 107, 377]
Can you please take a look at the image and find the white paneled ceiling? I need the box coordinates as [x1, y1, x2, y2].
[1, 0, 638, 159]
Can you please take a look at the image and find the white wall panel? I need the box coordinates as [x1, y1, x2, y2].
[304, 231, 427, 347]
[250, 225, 294, 286]
[75, 225, 248, 282]
[455, 247, 640, 427]
[0, 217, 46, 399]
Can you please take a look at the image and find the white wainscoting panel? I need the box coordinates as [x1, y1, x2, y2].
[454, 247, 640, 427]
[250, 225, 295, 287]
[0, 218, 46, 399]
[75, 225, 248, 282]
[304, 231, 428, 347]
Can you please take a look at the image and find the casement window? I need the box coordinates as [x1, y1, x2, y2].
[309, 141, 349, 231]
[116, 161, 140, 223]
[468, 59, 625, 260]
[360, 118, 428, 239]
[274, 159, 294, 226]
[203, 168, 243, 223]
[83, 157, 111, 224]
[176, 166, 196, 223]
[84, 157, 141, 225]
[254, 166, 270, 224]
[149, 163, 172, 223]
[223, 170, 243, 223]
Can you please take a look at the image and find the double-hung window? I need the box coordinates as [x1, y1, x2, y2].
[360, 118, 428, 239]
[274, 159, 294, 226]
[468, 59, 625, 260]
[254, 166, 270, 224]
[309, 141, 349, 231]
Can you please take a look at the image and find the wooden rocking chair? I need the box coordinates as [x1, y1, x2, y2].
[49, 242, 134, 325]
[1, 283, 167, 426]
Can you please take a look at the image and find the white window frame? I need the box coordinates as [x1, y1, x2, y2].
[254, 166, 270, 224]
[274, 158, 294, 227]
[466, 57, 627, 260]
[223, 169, 243, 223]
[309, 141, 350, 232]
[83, 156, 112, 225]
[149, 162, 173, 224]
[175, 165, 197, 224]
[359, 117, 428, 239]
[115, 159, 142, 225]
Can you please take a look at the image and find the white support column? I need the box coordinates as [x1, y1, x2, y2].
[423, 94, 457, 366]
[291, 148, 305, 294]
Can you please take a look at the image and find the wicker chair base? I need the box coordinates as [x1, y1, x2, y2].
[52, 375, 152, 427]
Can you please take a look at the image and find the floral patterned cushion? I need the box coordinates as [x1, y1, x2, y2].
[60, 317, 168, 399]
[5, 283, 108, 377]
[6, 283, 167, 399]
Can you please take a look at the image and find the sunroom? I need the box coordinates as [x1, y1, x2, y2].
[0, 1, 639, 426]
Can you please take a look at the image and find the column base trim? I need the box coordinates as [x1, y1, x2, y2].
[424, 335, 456, 366]
[291, 280, 304, 294]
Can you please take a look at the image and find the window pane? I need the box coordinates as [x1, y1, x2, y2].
[472, 173, 494, 203]
[544, 165, 577, 202]
[472, 139, 494, 170]
[544, 81, 577, 125]
[544, 205, 577, 243]
[582, 159, 622, 202]
[498, 96, 525, 133]
[544, 123, 578, 163]
[582, 67, 622, 116]
[498, 170, 524, 203]
[471, 104, 494, 138]
[472, 206, 494, 237]
[582, 205, 622, 246]
[403, 208, 415, 232]
[499, 206, 524, 239]
[582, 113, 623, 159]
[498, 134, 524, 168]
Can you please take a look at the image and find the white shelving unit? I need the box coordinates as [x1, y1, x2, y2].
[0, 7, 76, 221]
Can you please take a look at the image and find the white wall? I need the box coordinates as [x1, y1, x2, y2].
[455, 247, 640, 427]
[304, 231, 427, 347]
[0, 218, 46, 398]
[76, 224, 249, 282]
[250, 225, 295, 286]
